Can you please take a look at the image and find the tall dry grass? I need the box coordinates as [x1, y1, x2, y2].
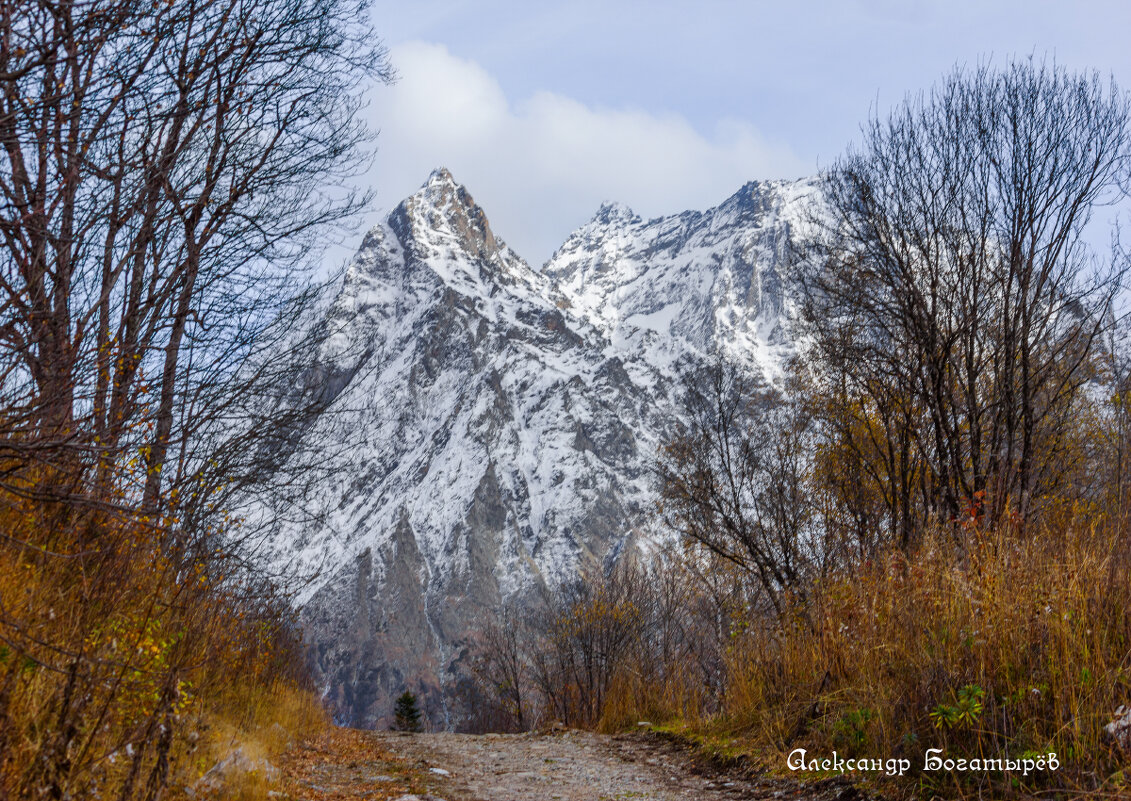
[668, 511, 1131, 797]
[0, 479, 328, 801]
[182, 681, 327, 801]
[469, 505, 1131, 795]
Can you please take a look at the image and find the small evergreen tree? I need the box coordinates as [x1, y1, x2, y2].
[393, 690, 423, 732]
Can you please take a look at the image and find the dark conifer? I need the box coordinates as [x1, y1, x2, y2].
[394, 690, 423, 732]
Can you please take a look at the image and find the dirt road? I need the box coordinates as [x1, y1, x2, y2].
[367, 730, 861, 801]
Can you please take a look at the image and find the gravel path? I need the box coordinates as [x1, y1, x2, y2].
[372, 730, 857, 801]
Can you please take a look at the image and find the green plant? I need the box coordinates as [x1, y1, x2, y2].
[831, 707, 874, 751]
[930, 684, 985, 730]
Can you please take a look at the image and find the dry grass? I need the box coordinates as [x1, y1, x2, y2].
[165, 684, 434, 801]
[471, 504, 1131, 797]
[173, 682, 328, 800]
[669, 513, 1131, 798]
[0, 481, 328, 801]
[599, 666, 715, 735]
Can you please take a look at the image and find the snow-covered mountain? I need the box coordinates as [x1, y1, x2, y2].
[546, 178, 814, 382]
[268, 168, 816, 729]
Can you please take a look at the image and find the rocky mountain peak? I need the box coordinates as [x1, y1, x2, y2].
[712, 179, 785, 224]
[393, 168, 514, 275]
[426, 166, 458, 188]
[592, 200, 641, 227]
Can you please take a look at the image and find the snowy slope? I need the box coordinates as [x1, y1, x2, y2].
[266, 169, 815, 729]
[545, 178, 818, 382]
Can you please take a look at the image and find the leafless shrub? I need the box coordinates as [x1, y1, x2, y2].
[801, 59, 1131, 543]
[656, 360, 821, 619]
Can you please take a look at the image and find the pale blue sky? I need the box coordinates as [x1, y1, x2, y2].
[351, 0, 1131, 265]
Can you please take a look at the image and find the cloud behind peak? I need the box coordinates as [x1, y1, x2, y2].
[364, 41, 809, 265]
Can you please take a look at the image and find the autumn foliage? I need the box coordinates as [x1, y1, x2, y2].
[0, 468, 326, 800]
[0, 0, 391, 798]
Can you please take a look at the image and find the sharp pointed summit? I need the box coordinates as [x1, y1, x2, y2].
[426, 165, 457, 186]
[388, 168, 532, 292]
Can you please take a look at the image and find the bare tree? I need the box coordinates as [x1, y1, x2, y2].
[468, 549, 758, 732]
[0, 0, 392, 519]
[471, 601, 533, 732]
[656, 360, 818, 618]
[803, 59, 1131, 541]
[0, 1, 393, 797]
[527, 565, 647, 728]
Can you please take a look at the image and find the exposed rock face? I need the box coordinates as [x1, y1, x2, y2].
[545, 178, 813, 381]
[266, 168, 817, 729]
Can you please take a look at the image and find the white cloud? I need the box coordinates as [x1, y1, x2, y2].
[362, 41, 810, 265]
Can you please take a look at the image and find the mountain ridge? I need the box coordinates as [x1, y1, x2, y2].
[265, 168, 815, 729]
